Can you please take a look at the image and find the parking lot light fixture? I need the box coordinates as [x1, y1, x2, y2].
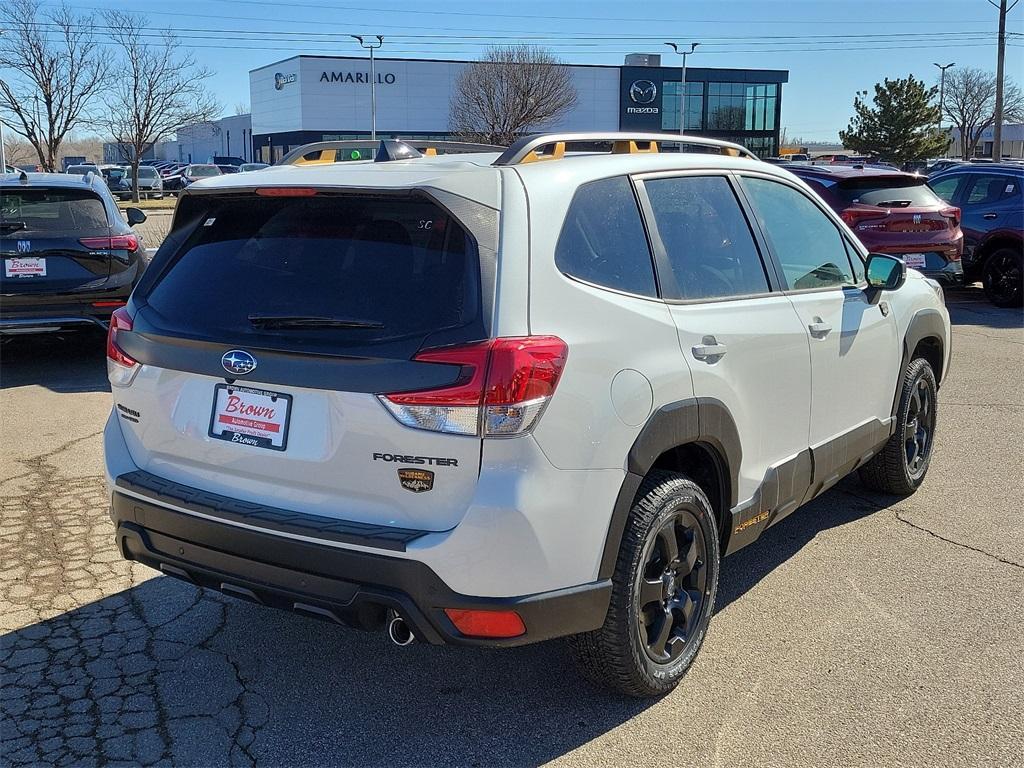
[933, 62, 955, 135]
[666, 42, 700, 135]
[351, 34, 384, 143]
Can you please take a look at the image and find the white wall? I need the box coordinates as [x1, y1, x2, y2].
[249, 55, 620, 135]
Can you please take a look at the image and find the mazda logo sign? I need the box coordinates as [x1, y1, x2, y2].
[222, 349, 257, 376]
[629, 80, 658, 105]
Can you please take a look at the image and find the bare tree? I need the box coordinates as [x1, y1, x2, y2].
[234, 102, 250, 116]
[942, 67, 1024, 159]
[103, 11, 220, 202]
[0, 0, 110, 171]
[449, 45, 578, 146]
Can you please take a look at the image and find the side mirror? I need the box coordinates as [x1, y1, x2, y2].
[865, 253, 905, 293]
[125, 207, 147, 226]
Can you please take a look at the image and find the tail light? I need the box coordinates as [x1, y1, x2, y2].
[840, 207, 886, 228]
[106, 307, 139, 386]
[379, 336, 568, 437]
[940, 206, 961, 228]
[80, 234, 139, 253]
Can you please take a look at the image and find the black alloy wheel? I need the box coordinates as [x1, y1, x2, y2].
[636, 509, 708, 663]
[904, 375, 935, 481]
[982, 248, 1024, 308]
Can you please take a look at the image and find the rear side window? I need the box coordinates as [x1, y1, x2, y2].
[835, 177, 941, 208]
[144, 194, 480, 344]
[928, 174, 962, 203]
[644, 175, 770, 300]
[743, 177, 857, 290]
[0, 189, 108, 234]
[555, 176, 658, 297]
[963, 174, 1021, 205]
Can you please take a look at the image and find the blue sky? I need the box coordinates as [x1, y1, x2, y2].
[57, 0, 1024, 141]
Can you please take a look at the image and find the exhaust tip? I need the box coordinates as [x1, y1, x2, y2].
[387, 610, 415, 647]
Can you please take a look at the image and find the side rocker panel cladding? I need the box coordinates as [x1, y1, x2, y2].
[600, 398, 740, 578]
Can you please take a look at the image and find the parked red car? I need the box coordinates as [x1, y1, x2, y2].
[787, 165, 964, 285]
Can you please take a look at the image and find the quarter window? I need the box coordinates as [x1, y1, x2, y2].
[554, 176, 658, 297]
[743, 177, 857, 290]
[927, 174, 962, 203]
[644, 175, 770, 300]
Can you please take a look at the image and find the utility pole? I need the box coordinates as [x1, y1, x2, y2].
[934, 62, 955, 155]
[665, 42, 699, 135]
[988, 0, 1019, 160]
[351, 35, 384, 143]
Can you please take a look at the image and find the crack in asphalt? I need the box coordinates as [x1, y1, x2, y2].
[891, 510, 1024, 571]
[0, 433, 269, 766]
[840, 487, 1024, 572]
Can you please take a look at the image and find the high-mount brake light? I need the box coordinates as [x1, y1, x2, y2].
[379, 336, 568, 437]
[106, 307, 140, 386]
[80, 234, 139, 253]
[255, 188, 319, 197]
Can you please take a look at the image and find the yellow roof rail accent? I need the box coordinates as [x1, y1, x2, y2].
[493, 132, 758, 165]
[520, 141, 565, 163]
[279, 139, 503, 166]
[612, 140, 659, 155]
[424, 147, 438, 156]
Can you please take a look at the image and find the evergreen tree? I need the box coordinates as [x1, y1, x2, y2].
[839, 76, 948, 163]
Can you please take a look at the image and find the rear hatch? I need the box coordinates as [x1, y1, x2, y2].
[0, 187, 114, 295]
[113, 189, 491, 532]
[836, 176, 961, 268]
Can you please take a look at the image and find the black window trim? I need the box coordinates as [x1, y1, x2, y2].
[632, 168, 782, 305]
[734, 170, 870, 295]
[551, 172, 664, 302]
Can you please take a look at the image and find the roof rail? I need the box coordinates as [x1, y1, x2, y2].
[492, 132, 758, 166]
[279, 139, 505, 166]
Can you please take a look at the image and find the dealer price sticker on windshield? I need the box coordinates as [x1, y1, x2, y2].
[4, 258, 46, 278]
[208, 384, 292, 451]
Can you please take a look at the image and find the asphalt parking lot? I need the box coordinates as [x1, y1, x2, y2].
[1, 287, 1021, 768]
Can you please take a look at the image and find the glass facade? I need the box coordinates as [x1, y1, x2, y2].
[707, 83, 778, 131]
[661, 82, 704, 132]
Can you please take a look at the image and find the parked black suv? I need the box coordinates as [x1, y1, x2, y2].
[1, 172, 148, 333]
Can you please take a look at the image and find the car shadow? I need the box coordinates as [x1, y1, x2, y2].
[0, 476, 903, 767]
[716, 475, 896, 612]
[0, 329, 110, 393]
[944, 285, 1023, 330]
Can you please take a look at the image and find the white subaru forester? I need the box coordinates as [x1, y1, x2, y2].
[104, 133, 950, 697]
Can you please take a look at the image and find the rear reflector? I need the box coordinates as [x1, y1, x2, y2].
[255, 188, 318, 197]
[379, 336, 568, 437]
[80, 234, 139, 253]
[106, 307, 139, 386]
[443, 608, 526, 639]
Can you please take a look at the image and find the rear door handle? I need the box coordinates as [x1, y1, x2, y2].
[808, 321, 832, 338]
[982, 212, 998, 220]
[692, 341, 728, 360]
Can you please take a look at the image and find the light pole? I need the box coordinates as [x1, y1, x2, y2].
[665, 42, 699, 135]
[351, 35, 384, 143]
[933, 62, 954, 130]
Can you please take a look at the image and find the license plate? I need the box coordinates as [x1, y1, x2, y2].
[902, 253, 928, 269]
[208, 384, 292, 451]
[4, 257, 46, 278]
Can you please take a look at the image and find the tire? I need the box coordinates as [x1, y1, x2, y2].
[568, 471, 720, 697]
[859, 357, 938, 495]
[981, 247, 1023, 308]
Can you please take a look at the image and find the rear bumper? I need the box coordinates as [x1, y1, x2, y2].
[110, 478, 611, 647]
[0, 303, 122, 333]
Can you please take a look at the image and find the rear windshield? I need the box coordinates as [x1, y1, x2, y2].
[189, 165, 220, 178]
[144, 194, 481, 344]
[130, 167, 158, 179]
[0, 189, 108, 234]
[837, 177, 941, 207]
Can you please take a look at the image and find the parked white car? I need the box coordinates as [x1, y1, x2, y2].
[103, 133, 950, 697]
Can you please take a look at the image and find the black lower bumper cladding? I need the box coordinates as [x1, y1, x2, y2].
[111, 472, 611, 647]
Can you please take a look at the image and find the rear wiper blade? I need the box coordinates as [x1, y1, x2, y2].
[0, 221, 27, 233]
[247, 314, 384, 329]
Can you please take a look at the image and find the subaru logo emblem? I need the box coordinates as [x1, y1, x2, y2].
[629, 80, 657, 105]
[221, 349, 257, 376]
[17, 240, 31, 253]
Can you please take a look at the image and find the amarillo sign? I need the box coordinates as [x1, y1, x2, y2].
[320, 71, 397, 84]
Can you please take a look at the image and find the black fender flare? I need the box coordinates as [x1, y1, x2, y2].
[893, 308, 947, 420]
[598, 398, 741, 578]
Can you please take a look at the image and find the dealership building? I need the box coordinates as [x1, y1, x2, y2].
[244, 53, 788, 162]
